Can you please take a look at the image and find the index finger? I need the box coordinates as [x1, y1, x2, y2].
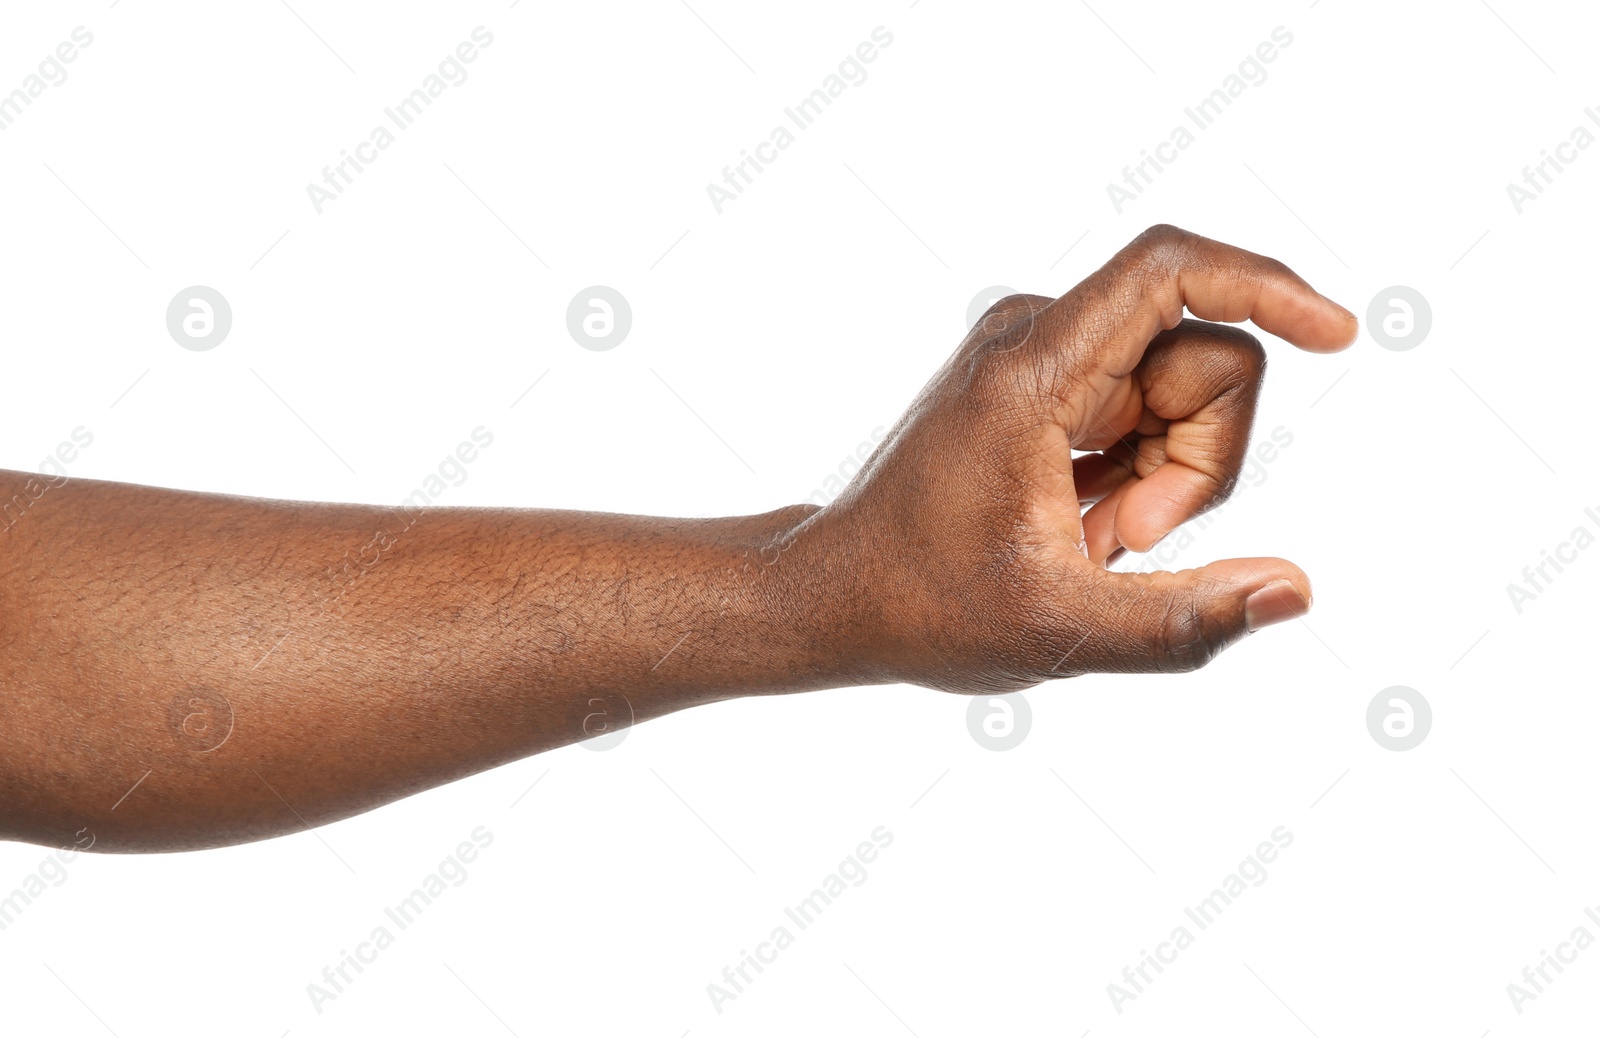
[1038, 224, 1358, 378]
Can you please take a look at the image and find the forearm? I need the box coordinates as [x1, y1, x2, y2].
[0, 471, 850, 851]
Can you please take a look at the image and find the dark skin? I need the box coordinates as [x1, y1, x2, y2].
[0, 225, 1356, 853]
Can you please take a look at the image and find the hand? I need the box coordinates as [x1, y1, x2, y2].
[794, 225, 1358, 693]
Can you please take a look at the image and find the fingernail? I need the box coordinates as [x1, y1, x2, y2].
[1245, 580, 1308, 631]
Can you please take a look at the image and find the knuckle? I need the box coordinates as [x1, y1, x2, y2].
[988, 292, 1039, 316]
[1137, 223, 1187, 246]
[1150, 593, 1226, 673]
[1131, 224, 1192, 270]
[973, 293, 1048, 344]
[960, 319, 1058, 410]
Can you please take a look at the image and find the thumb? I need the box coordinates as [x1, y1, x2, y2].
[1090, 558, 1311, 674]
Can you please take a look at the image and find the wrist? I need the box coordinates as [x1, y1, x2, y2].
[745, 502, 894, 691]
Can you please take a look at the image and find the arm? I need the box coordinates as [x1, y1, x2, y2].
[0, 487, 841, 851]
[0, 226, 1356, 853]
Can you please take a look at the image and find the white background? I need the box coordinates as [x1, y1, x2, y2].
[1, 1, 1596, 1034]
